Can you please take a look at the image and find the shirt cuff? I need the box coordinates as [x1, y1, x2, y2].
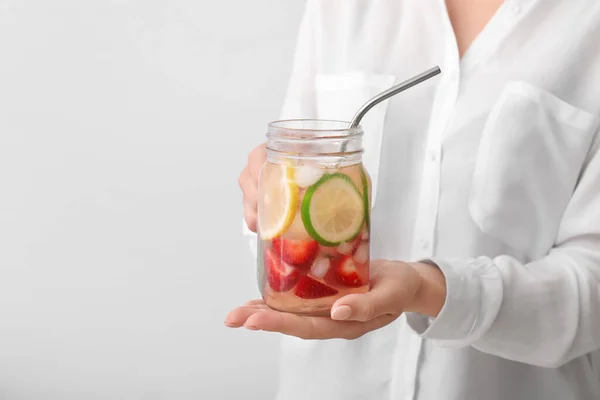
[406, 257, 503, 346]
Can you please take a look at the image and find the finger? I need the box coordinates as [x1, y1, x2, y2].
[330, 290, 394, 322]
[243, 310, 396, 340]
[239, 166, 258, 211]
[224, 305, 265, 328]
[248, 144, 266, 182]
[245, 311, 339, 337]
[241, 178, 258, 210]
[243, 203, 257, 232]
[331, 268, 404, 322]
[237, 167, 250, 190]
[244, 299, 267, 306]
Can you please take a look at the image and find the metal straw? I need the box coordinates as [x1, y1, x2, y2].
[340, 66, 442, 153]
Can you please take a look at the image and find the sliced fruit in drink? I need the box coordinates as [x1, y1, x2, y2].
[294, 275, 338, 299]
[272, 237, 319, 267]
[328, 255, 364, 288]
[258, 163, 299, 240]
[301, 173, 365, 246]
[360, 166, 371, 229]
[265, 247, 301, 292]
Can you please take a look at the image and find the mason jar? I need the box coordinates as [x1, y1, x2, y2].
[256, 119, 371, 316]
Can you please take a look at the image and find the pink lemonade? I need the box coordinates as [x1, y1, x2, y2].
[257, 161, 371, 316]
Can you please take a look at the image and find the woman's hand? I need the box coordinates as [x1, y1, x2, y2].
[238, 143, 266, 233]
[224, 260, 446, 340]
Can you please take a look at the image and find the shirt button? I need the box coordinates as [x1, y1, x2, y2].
[420, 239, 430, 250]
[510, 5, 521, 15]
[428, 151, 437, 162]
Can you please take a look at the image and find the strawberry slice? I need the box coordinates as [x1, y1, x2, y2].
[329, 255, 364, 288]
[294, 276, 338, 299]
[272, 237, 319, 267]
[265, 247, 301, 292]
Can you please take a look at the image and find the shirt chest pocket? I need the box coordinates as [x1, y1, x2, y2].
[315, 72, 396, 207]
[468, 82, 599, 260]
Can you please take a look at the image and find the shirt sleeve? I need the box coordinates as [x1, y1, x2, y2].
[242, 0, 319, 257]
[406, 137, 600, 368]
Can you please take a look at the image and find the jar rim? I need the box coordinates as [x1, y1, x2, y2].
[266, 119, 363, 163]
[267, 119, 363, 139]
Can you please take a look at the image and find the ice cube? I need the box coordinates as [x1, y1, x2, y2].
[294, 165, 324, 188]
[337, 241, 354, 255]
[319, 245, 339, 258]
[310, 258, 331, 279]
[353, 242, 369, 265]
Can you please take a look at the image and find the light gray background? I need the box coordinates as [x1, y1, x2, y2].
[0, 1, 305, 398]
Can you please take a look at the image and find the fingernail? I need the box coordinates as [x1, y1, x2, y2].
[244, 324, 259, 330]
[331, 305, 352, 320]
[224, 320, 235, 327]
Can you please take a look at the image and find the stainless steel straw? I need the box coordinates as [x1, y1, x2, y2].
[340, 66, 442, 154]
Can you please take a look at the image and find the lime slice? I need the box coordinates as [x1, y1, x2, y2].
[258, 163, 299, 240]
[360, 166, 371, 229]
[301, 173, 365, 246]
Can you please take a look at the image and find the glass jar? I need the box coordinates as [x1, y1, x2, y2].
[257, 119, 371, 316]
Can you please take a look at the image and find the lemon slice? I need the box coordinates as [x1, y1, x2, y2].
[257, 162, 299, 240]
[301, 173, 365, 246]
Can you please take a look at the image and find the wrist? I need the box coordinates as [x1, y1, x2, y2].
[407, 262, 447, 318]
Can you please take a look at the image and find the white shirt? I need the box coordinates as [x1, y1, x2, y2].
[243, 1, 600, 399]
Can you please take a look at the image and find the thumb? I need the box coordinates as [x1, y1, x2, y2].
[330, 281, 399, 322]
